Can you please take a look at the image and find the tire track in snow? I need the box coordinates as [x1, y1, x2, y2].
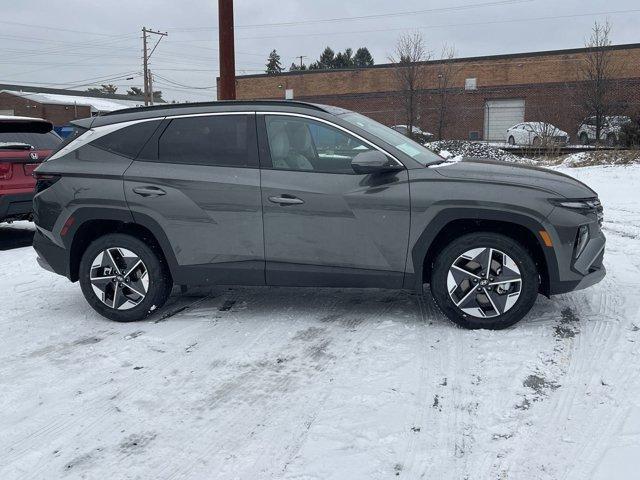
[157, 290, 402, 480]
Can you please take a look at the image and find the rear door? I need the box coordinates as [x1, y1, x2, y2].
[124, 113, 265, 285]
[258, 113, 410, 288]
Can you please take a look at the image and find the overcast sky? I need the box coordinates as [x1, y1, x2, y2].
[1, 0, 639, 102]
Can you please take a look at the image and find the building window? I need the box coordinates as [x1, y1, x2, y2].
[465, 78, 477, 91]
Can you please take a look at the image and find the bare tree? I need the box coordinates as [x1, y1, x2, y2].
[435, 44, 459, 140]
[389, 32, 430, 140]
[578, 20, 617, 145]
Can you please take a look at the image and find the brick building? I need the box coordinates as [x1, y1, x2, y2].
[0, 84, 149, 128]
[234, 43, 640, 142]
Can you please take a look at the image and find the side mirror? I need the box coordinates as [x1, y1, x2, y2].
[351, 151, 404, 175]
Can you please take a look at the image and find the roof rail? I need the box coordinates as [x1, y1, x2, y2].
[101, 100, 328, 116]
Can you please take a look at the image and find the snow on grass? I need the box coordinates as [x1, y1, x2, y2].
[1, 166, 639, 479]
[553, 149, 640, 167]
[426, 140, 531, 164]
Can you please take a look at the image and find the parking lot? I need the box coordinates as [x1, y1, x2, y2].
[1, 165, 639, 479]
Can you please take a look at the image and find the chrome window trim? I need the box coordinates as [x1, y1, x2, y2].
[49, 110, 404, 167]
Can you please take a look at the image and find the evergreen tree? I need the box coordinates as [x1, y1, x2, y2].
[353, 47, 375, 67]
[127, 87, 144, 96]
[334, 48, 354, 69]
[266, 49, 283, 75]
[317, 47, 335, 69]
[289, 62, 307, 71]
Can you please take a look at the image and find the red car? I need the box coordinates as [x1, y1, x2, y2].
[0, 116, 61, 223]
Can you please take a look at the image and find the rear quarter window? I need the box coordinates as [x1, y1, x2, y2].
[91, 120, 162, 159]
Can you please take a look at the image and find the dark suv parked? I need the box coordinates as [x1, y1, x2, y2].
[32, 101, 605, 329]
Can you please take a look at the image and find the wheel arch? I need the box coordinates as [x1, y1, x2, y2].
[65, 208, 177, 282]
[408, 208, 558, 297]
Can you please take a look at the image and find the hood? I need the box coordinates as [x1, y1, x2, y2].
[432, 158, 596, 198]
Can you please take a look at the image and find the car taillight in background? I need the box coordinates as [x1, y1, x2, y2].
[0, 162, 11, 180]
[33, 172, 61, 193]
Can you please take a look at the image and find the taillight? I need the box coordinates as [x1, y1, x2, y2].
[33, 172, 61, 194]
[0, 162, 11, 180]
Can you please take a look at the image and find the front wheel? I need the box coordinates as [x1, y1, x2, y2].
[430, 233, 539, 329]
[79, 233, 172, 322]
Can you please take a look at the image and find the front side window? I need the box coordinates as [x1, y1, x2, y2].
[265, 115, 375, 174]
[338, 112, 443, 166]
[158, 114, 257, 167]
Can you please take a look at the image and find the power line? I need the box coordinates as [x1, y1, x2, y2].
[169, 0, 533, 31]
[152, 73, 216, 90]
[235, 8, 640, 41]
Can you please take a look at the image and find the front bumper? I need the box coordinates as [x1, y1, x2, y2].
[0, 192, 34, 221]
[547, 216, 606, 295]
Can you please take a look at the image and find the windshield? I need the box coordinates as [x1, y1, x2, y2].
[339, 112, 442, 166]
[0, 132, 61, 150]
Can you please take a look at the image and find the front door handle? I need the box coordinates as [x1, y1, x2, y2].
[268, 194, 304, 206]
[133, 186, 167, 197]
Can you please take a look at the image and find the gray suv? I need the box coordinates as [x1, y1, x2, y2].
[32, 101, 606, 329]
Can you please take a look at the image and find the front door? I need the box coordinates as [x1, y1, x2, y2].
[124, 113, 265, 285]
[258, 113, 410, 288]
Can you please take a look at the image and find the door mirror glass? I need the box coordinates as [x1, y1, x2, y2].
[351, 151, 403, 174]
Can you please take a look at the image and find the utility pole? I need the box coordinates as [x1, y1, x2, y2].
[142, 27, 167, 106]
[218, 0, 236, 100]
[296, 55, 306, 69]
[148, 70, 154, 105]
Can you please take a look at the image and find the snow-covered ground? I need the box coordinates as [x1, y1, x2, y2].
[1, 165, 639, 480]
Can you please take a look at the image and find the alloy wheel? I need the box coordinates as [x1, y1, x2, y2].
[447, 247, 522, 318]
[89, 247, 149, 310]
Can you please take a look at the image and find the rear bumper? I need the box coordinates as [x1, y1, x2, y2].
[0, 192, 34, 221]
[32, 229, 70, 279]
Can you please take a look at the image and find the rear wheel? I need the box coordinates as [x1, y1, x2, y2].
[79, 233, 172, 322]
[430, 233, 539, 329]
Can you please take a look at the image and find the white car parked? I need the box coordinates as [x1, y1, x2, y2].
[577, 115, 631, 146]
[506, 122, 569, 147]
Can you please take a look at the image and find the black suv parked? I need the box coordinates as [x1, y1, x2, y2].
[33, 102, 605, 329]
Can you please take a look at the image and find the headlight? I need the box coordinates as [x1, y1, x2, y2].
[549, 198, 600, 210]
[549, 198, 603, 227]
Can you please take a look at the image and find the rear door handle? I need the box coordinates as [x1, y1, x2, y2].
[133, 186, 167, 197]
[268, 194, 304, 206]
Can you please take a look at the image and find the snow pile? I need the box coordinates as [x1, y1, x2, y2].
[425, 140, 526, 163]
[559, 150, 640, 167]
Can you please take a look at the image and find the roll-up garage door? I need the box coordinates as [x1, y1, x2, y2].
[484, 99, 525, 141]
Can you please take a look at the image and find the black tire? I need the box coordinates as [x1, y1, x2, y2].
[579, 133, 589, 145]
[79, 233, 172, 322]
[508, 136, 516, 146]
[430, 233, 539, 330]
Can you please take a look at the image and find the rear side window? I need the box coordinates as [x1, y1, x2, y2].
[158, 114, 257, 167]
[91, 120, 161, 159]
